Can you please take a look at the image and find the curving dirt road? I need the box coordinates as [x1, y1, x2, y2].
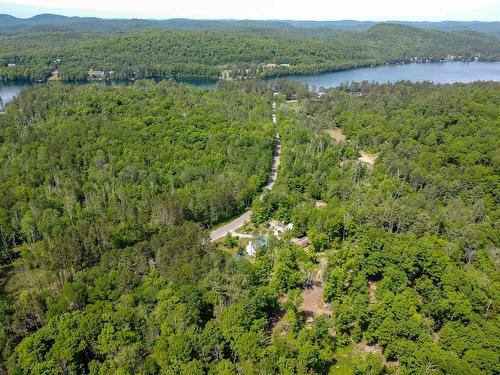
[210, 99, 280, 242]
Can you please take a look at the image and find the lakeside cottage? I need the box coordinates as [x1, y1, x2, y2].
[48, 69, 60, 81]
[89, 69, 106, 79]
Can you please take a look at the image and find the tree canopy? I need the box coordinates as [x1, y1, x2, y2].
[0, 80, 499, 374]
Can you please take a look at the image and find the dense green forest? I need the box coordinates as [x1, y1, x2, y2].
[1, 23, 500, 81]
[254, 81, 500, 374]
[0, 81, 275, 372]
[0, 80, 498, 374]
[1, 14, 500, 38]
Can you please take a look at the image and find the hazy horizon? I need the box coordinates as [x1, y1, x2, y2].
[2, 12, 500, 23]
[1, 0, 499, 21]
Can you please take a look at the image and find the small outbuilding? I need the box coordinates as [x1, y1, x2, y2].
[246, 236, 269, 257]
[291, 236, 310, 248]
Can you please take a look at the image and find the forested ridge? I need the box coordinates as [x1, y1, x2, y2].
[1, 14, 500, 38]
[0, 80, 499, 374]
[1, 23, 500, 81]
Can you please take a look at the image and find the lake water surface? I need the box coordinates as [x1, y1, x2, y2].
[0, 81, 29, 105]
[1, 62, 499, 106]
[277, 61, 500, 88]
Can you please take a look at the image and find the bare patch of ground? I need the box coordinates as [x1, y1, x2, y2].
[386, 360, 401, 367]
[357, 343, 382, 354]
[301, 283, 331, 318]
[327, 127, 346, 143]
[358, 151, 378, 167]
[432, 330, 440, 343]
[315, 200, 327, 209]
[368, 281, 377, 305]
[300, 256, 331, 319]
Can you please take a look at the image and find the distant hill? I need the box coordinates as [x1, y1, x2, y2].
[0, 14, 21, 28]
[0, 14, 499, 38]
[0, 13, 152, 33]
[396, 21, 500, 38]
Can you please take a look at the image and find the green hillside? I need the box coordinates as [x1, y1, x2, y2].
[1, 24, 499, 81]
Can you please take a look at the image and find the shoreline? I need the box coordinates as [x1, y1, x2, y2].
[2, 59, 498, 86]
[1, 61, 499, 106]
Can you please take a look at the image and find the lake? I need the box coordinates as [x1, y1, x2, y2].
[1, 62, 500, 106]
[0, 81, 29, 106]
[277, 61, 500, 89]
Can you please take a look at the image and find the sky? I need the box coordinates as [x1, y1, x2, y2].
[1, 0, 500, 21]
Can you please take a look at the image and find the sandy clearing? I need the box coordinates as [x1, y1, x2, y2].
[368, 281, 377, 305]
[358, 151, 378, 167]
[327, 127, 346, 143]
[301, 283, 331, 318]
[301, 256, 331, 318]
